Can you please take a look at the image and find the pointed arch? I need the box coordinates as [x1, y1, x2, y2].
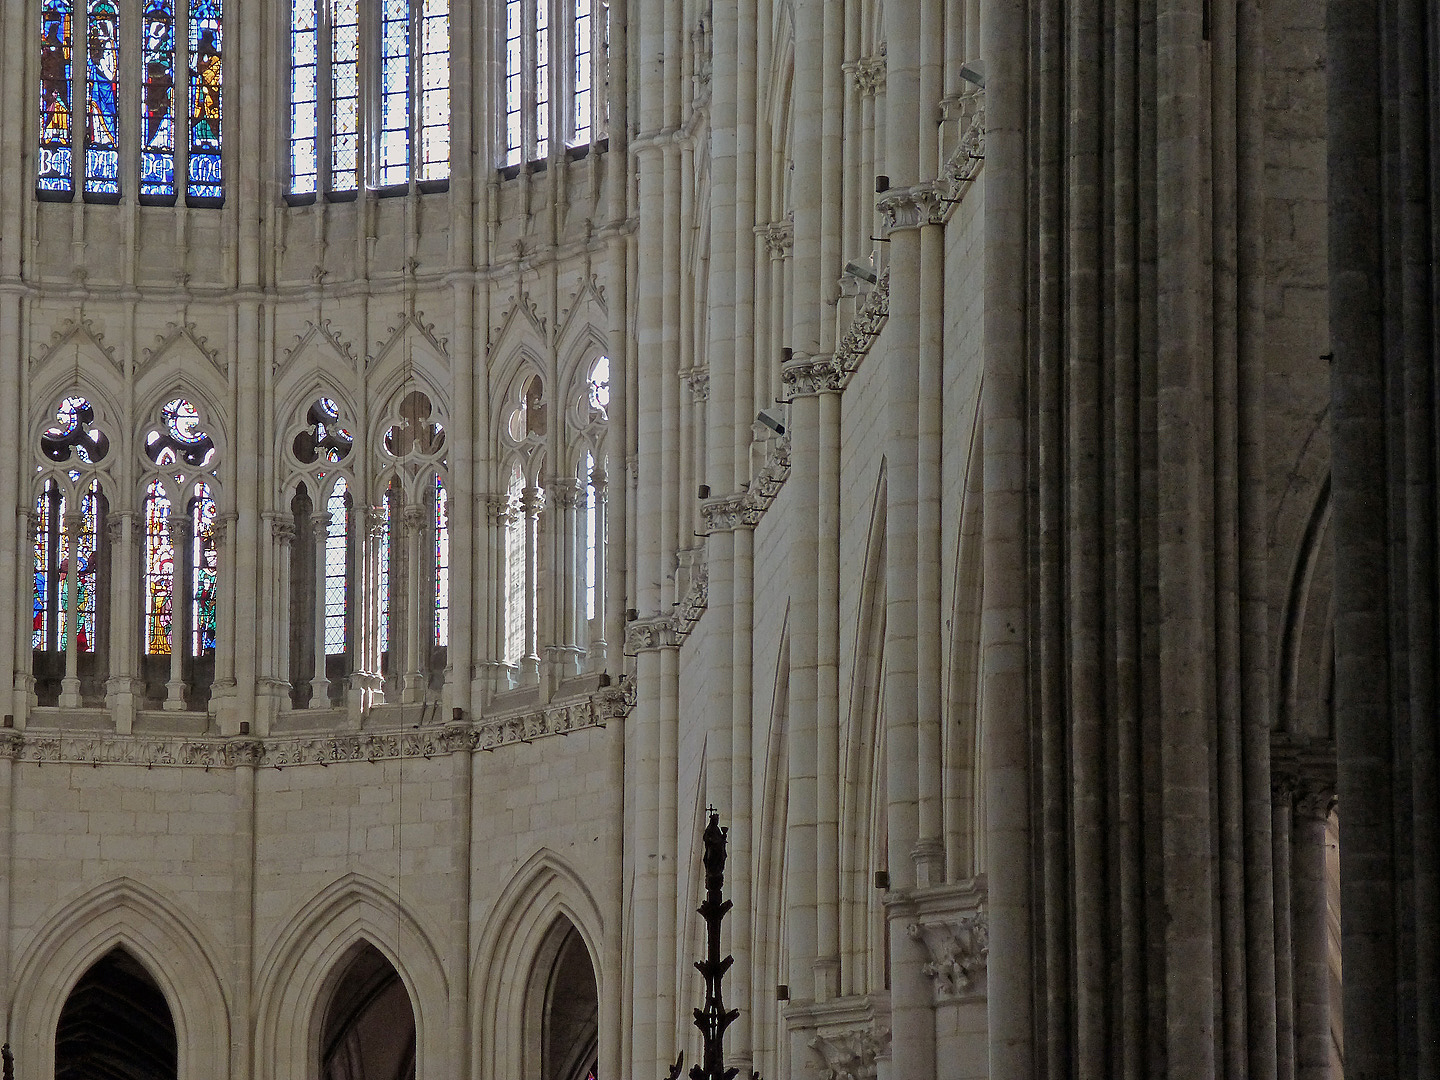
[254, 873, 447, 1080]
[1279, 477, 1334, 739]
[472, 849, 605, 1080]
[9, 877, 231, 1080]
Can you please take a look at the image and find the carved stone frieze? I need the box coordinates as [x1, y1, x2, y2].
[808, 1024, 890, 1080]
[834, 267, 890, 381]
[907, 908, 989, 1000]
[0, 731, 22, 759]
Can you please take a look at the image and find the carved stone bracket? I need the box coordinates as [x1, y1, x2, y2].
[907, 909, 989, 1001]
[808, 1024, 891, 1080]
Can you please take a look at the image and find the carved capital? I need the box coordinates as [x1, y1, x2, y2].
[1293, 776, 1337, 821]
[852, 54, 886, 95]
[521, 486, 545, 517]
[440, 723, 477, 753]
[0, 731, 22, 760]
[683, 367, 711, 402]
[877, 182, 950, 236]
[907, 909, 989, 1001]
[549, 477, 583, 511]
[483, 493, 516, 528]
[402, 505, 429, 531]
[782, 355, 842, 399]
[808, 1025, 890, 1080]
[167, 516, 192, 544]
[212, 512, 236, 546]
[756, 220, 795, 258]
[624, 616, 679, 655]
[701, 495, 760, 533]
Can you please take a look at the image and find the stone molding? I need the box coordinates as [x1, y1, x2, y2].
[2, 695, 616, 768]
[833, 267, 889, 383]
[876, 102, 986, 238]
[701, 432, 792, 533]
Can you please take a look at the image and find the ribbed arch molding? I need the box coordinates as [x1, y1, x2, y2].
[9, 876, 231, 1080]
[253, 872, 448, 1080]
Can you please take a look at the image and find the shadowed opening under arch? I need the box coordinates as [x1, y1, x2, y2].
[534, 920, 598, 1080]
[320, 942, 417, 1080]
[55, 947, 177, 1080]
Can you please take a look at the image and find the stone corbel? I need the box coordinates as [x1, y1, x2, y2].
[808, 1024, 890, 1080]
[907, 908, 989, 1001]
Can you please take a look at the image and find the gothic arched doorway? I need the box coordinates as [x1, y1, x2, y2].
[55, 947, 177, 1080]
[319, 942, 417, 1080]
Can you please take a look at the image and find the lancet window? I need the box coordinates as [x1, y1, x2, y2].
[289, 0, 450, 198]
[38, 0, 224, 202]
[502, 0, 609, 168]
[32, 396, 111, 708]
[573, 355, 609, 665]
[141, 397, 220, 709]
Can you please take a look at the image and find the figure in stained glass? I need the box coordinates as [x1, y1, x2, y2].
[72, 483, 101, 652]
[145, 480, 174, 654]
[39, 0, 75, 193]
[434, 474, 449, 646]
[191, 483, 217, 653]
[141, 0, 176, 197]
[187, 0, 223, 199]
[323, 478, 349, 655]
[85, 0, 120, 196]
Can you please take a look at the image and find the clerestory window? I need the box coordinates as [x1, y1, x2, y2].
[502, 0, 609, 169]
[38, 0, 224, 203]
[289, 0, 450, 199]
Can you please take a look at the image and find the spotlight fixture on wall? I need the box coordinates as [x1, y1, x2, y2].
[781, 346, 793, 363]
[875, 174, 890, 193]
[845, 260, 878, 284]
[875, 870, 891, 890]
[959, 62, 986, 88]
[757, 410, 786, 436]
[698, 484, 711, 499]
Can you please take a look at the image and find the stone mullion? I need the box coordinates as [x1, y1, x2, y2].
[164, 516, 192, 711]
[1272, 779, 1296, 1080]
[520, 487, 543, 686]
[402, 503, 430, 702]
[309, 512, 331, 708]
[58, 512, 85, 707]
[210, 514, 238, 725]
[587, 465, 608, 667]
[105, 511, 140, 730]
[264, 514, 295, 721]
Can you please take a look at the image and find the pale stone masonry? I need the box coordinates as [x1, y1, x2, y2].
[0, 0, 1432, 1077]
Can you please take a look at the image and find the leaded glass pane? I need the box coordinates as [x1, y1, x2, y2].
[534, 0, 548, 160]
[504, 0, 521, 165]
[419, 0, 449, 180]
[571, 0, 591, 146]
[187, 0, 223, 200]
[191, 482, 217, 654]
[504, 467, 525, 663]
[140, 0, 176, 198]
[434, 474, 449, 646]
[378, 0, 410, 185]
[32, 484, 57, 649]
[379, 482, 396, 655]
[584, 453, 598, 621]
[74, 482, 101, 653]
[330, 0, 358, 191]
[324, 478, 348, 655]
[85, 0, 121, 197]
[290, 0, 318, 193]
[144, 480, 174, 654]
[39, 0, 75, 194]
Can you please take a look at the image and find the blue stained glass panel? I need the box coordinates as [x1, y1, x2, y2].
[141, 0, 176, 198]
[434, 475, 449, 646]
[75, 482, 101, 653]
[191, 482, 217, 653]
[39, 0, 74, 193]
[85, 0, 120, 196]
[187, 0, 223, 200]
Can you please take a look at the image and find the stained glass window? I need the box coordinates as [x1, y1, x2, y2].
[571, 0, 591, 146]
[187, 0, 223, 200]
[146, 398, 215, 468]
[144, 480, 174, 655]
[85, 0, 120, 197]
[41, 396, 109, 464]
[294, 397, 353, 464]
[419, 0, 450, 180]
[378, 0, 410, 186]
[324, 479, 349, 655]
[434, 474, 449, 646]
[39, 0, 75, 195]
[504, 0, 521, 166]
[190, 482, 217, 653]
[141, 0, 176, 199]
[329, 0, 359, 192]
[587, 355, 609, 417]
[32, 483, 61, 649]
[74, 482, 101, 653]
[534, 0, 549, 160]
[289, 0, 318, 194]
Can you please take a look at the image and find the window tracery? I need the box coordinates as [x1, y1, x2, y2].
[288, 0, 450, 197]
[38, 0, 223, 202]
[502, 0, 609, 168]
